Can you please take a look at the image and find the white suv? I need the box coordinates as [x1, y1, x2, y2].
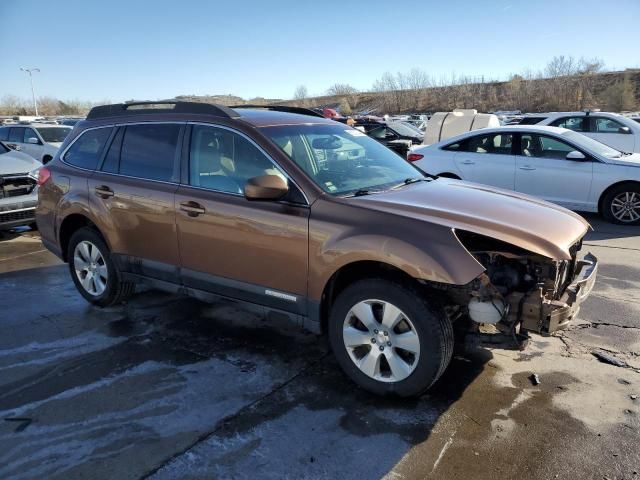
[519, 111, 640, 153]
[0, 124, 72, 164]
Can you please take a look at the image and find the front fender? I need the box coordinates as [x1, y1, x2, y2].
[308, 200, 485, 301]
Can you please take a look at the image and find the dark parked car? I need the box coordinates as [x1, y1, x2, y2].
[355, 120, 423, 157]
[36, 101, 596, 396]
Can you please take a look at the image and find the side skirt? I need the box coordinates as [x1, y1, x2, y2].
[121, 272, 322, 335]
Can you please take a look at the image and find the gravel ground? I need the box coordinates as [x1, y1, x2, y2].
[0, 213, 638, 480]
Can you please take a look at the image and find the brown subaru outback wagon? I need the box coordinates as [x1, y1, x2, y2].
[36, 102, 597, 396]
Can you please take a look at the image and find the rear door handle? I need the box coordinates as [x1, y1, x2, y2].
[519, 165, 536, 171]
[180, 201, 206, 217]
[94, 185, 114, 198]
[461, 160, 475, 165]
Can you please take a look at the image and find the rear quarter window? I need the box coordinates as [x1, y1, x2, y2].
[64, 127, 113, 170]
[0, 128, 9, 141]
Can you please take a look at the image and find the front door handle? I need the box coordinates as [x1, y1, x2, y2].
[461, 160, 475, 165]
[94, 185, 114, 198]
[180, 201, 206, 217]
[519, 165, 536, 171]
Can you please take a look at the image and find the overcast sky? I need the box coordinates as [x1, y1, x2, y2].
[1, 0, 638, 103]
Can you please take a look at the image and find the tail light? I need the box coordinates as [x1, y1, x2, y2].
[37, 167, 51, 186]
[407, 153, 424, 162]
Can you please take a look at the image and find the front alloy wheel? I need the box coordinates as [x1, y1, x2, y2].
[328, 278, 453, 397]
[610, 191, 640, 223]
[343, 300, 420, 382]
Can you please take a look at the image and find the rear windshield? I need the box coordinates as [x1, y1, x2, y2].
[36, 127, 72, 143]
[518, 117, 547, 125]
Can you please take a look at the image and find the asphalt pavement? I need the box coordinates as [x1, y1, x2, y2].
[0, 214, 638, 480]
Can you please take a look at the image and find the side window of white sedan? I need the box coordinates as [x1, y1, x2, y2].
[594, 117, 627, 134]
[550, 116, 586, 132]
[466, 133, 513, 155]
[521, 134, 574, 159]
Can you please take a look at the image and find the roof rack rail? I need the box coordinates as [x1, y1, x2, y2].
[86, 101, 240, 120]
[230, 105, 325, 118]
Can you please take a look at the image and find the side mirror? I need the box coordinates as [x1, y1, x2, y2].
[244, 174, 289, 201]
[27, 137, 40, 144]
[618, 126, 631, 134]
[566, 150, 586, 161]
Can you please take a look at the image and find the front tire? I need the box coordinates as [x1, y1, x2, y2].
[67, 227, 134, 306]
[328, 279, 453, 397]
[602, 183, 640, 225]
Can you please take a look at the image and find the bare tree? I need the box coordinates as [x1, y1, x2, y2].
[326, 83, 358, 96]
[293, 85, 308, 100]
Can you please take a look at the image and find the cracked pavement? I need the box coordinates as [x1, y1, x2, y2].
[0, 213, 638, 480]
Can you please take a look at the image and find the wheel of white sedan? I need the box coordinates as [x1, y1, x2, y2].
[602, 183, 640, 226]
[328, 278, 453, 397]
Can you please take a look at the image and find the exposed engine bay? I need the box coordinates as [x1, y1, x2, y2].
[443, 231, 598, 350]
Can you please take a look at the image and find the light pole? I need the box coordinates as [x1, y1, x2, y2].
[20, 67, 40, 116]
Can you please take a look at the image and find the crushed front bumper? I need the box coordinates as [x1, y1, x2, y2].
[0, 190, 38, 230]
[520, 253, 598, 334]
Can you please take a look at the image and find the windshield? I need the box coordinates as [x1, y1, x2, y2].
[388, 121, 422, 138]
[36, 127, 72, 143]
[562, 130, 624, 157]
[261, 123, 424, 196]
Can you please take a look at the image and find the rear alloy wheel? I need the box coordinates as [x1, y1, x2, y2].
[603, 184, 640, 225]
[329, 279, 453, 397]
[73, 241, 108, 296]
[67, 227, 135, 306]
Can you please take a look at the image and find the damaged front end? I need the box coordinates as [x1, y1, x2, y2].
[447, 230, 598, 350]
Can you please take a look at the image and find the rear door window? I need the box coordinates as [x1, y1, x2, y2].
[64, 127, 113, 170]
[118, 124, 181, 182]
[465, 133, 513, 155]
[549, 116, 586, 132]
[8, 128, 23, 143]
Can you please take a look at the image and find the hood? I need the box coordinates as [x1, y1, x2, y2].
[0, 150, 42, 175]
[350, 179, 589, 260]
[47, 142, 63, 148]
[605, 153, 640, 167]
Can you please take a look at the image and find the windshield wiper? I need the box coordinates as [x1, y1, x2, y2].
[391, 177, 428, 190]
[344, 188, 386, 197]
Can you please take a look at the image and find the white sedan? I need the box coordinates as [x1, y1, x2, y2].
[519, 111, 640, 153]
[410, 125, 640, 225]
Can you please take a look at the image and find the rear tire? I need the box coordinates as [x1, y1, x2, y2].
[602, 183, 640, 225]
[328, 278, 453, 397]
[67, 227, 135, 307]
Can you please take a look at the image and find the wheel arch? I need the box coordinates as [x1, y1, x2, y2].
[317, 261, 431, 335]
[437, 172, 461, 179]
[598, 180, 640, 214]
[59, 213, 107, 261]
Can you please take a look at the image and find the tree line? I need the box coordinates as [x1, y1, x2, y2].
[2, 55, 637, 116]
[292, 56, 638, 114]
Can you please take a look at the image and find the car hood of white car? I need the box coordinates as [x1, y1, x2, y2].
[0, 151, 42, 175]
[47, 142, 63, 148]
[605, 153, 640, 167]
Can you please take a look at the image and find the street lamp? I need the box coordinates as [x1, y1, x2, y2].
[20, 67, 41, 116]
